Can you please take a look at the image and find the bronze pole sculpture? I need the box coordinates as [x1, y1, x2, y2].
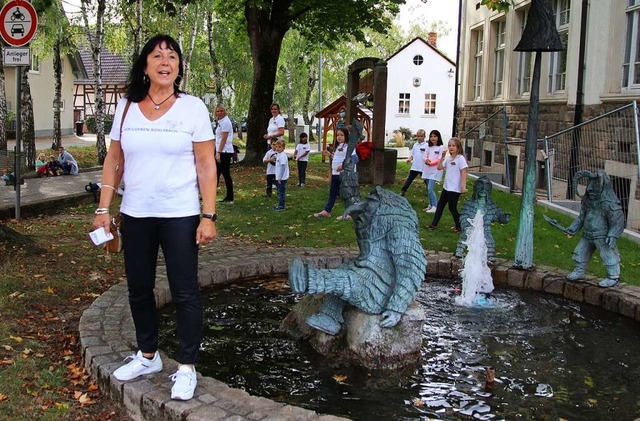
[512, 0, 564, 269]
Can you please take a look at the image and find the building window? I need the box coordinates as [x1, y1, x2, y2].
[548, 0, 569, 93]
[517, 8, 533, 96]
[483, 149, 493, 166]
[623, 0, 640, 88]
[493, 20, 506, 98]
[424, 93, 436, 115]
[30, 53, 40, 72]
[413, 55, 424, 65]
[472, 28, 484, 100]
[398, 93, 410, 114]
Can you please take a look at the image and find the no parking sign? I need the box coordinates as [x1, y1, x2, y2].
[0, 0, 37, 47]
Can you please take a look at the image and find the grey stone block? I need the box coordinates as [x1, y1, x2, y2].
[185, 405, 229, 421]
[123, 379, 157, 420]
[542, 275, 565, 295]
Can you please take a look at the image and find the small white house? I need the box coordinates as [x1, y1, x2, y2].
[384, 36, 456, 141]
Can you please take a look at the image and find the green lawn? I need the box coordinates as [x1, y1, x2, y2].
[217, 153, 640, 285]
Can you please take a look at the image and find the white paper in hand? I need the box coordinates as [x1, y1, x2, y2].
[89, 227, 114, 246]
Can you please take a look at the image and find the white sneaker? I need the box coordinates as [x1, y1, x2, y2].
[171, 365, 197, 400]
[113, 351, 163, 381]
[426, 206, 436, 213]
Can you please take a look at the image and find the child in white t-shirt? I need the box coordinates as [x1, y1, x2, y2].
[428, 137, 468, 233]
[421, 129, 445, 213]
[400, 129, 427, 196]
[293, 132, 311, 187]
[273, 140, 289, 211]
[262, 142, 278, 197]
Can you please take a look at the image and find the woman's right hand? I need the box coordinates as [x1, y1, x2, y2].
[93, 213, 112, 234]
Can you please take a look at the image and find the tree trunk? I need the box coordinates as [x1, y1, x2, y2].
[20, 67, 35, 170]
[302, 65, 317, 143]
[244, 3, 290, 165]
[0, 43, 7, 153]
[133, 0, 143, 62]
[82, 0, 107, 164]
[206, 11, 224, 105]
[284, 66, 296, 143]
[181, 4, 199, 92]
[52, 36, 62, 150]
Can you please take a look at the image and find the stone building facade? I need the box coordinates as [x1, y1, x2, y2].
[456, 0, 640, 230]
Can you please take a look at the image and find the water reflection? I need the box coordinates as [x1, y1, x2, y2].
[158, 278, 640, 420]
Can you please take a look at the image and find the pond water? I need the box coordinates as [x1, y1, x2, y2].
[158, 277, 640, 420]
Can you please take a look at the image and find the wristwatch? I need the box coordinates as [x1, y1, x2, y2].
[202, 213, 218, 221]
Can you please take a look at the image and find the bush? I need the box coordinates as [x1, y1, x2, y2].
[84, 115, 114, 134]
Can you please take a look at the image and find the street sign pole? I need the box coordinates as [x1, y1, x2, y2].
[0, 0, 38, 220]
[14, 67, 21, 219]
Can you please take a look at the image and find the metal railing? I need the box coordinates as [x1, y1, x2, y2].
[542, 102, 640, 231]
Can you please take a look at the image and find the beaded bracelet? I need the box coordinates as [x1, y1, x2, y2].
[95, 208, 110, 215]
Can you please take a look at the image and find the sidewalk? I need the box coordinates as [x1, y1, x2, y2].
[0, 137, 312, 215]
[0, 170, 103, 213]
[7, 133, 102, 150]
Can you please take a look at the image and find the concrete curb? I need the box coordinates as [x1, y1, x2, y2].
[79, 242, 640, 421]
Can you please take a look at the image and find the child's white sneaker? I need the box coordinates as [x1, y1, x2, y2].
[113, 351, 163, 381]
[170, 365, 197, 400]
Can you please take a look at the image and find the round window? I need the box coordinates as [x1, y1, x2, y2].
[413, 55, 424, 65]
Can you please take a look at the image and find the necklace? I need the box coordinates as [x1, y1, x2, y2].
[148, 93, 174, 110]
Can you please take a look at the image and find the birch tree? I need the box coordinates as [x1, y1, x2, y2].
[80, 0, 108, 164]
[20, 68, 35, 170]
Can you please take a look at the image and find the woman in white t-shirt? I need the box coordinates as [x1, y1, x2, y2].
[214, 104, 234, 203]
[92, 34, 216, 402]
[421, 129, 445, 213]
[428, 137, 468, 233]
[262, 103, 285, 146]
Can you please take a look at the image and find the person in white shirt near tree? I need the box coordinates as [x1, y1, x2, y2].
[262, 103, 285, 146]
[293, 132, 311, 186]
[214, 104, 234, 203]
[92, 34, 217, 402]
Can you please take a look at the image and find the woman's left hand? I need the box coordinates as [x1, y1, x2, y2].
[196, 219, 217, 245]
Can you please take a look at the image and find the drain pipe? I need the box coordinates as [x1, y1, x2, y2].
[566, 0, 589, 199]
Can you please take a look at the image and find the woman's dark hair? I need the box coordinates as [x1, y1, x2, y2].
[270, 103, 281, 113]
[429, 129, 443, 146]
[125, 34, 184, 102]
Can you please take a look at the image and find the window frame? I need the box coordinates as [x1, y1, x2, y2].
[622, 0, 640, 89]
[29, 53, 40, 73]
[548, 0, 570, 94]
[493, 19, 506, 98]
[423, 93, 437, 115]
[398, 92, 411, 115]
[516, 8, 533, 97]
[473, 27, 484, 100]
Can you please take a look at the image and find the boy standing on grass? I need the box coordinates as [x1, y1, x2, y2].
[262, 142, 278, 197]
[293, 132, 311, 186]
[273, 139, 289, 211]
